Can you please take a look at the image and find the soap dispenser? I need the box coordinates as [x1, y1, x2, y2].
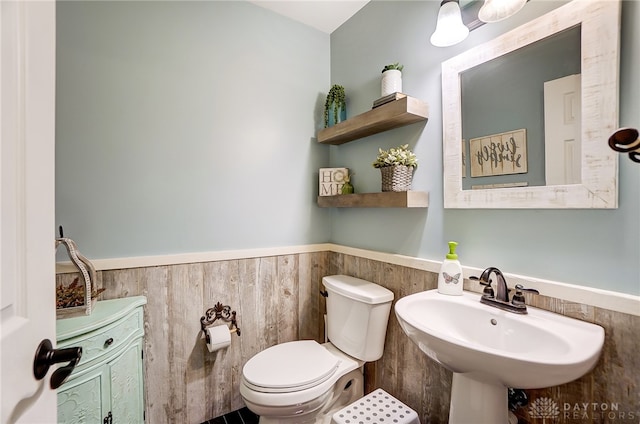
[437, 241, 463, 295]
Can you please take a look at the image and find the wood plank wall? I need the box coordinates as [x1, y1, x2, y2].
[57, 251, 639, 424]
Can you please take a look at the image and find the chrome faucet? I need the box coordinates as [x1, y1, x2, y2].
[471, 267, 539, 314]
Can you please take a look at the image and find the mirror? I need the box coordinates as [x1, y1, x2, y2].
[461, 26, 581, 190]
[442, 0, 620, 208]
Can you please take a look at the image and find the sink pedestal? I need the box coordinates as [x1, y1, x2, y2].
[449, 374, 509, 424]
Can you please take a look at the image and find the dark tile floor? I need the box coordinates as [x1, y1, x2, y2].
[202, 407, 259, 424]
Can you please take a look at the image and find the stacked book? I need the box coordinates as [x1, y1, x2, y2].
[372, 92, 407, 109]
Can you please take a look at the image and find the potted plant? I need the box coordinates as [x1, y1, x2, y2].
[381, 62, 404, 97]
[324, 84, 347, 128]
[372, 144, 418, 192]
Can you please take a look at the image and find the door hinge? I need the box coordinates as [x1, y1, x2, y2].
[141, 349, 144, 360]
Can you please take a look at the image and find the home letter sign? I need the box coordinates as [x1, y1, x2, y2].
[319, 168, 349, 196]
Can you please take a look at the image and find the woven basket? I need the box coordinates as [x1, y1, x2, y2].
[380, 165, 414, 192]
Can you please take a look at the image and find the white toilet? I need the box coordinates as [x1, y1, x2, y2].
[240, 275, 394, 424]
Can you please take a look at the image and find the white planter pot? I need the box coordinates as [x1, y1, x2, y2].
[381, 70, 402, 97]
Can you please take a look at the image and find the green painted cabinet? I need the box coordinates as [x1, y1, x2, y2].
[56, 296, 147, 424]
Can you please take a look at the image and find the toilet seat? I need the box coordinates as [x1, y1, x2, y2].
[240, 342, 362, 409]
[243, 340, 341, 393]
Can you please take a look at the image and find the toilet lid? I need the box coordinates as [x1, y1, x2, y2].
[243, 340, 340, 392]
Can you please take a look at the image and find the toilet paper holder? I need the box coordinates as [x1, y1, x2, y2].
[200, 302, 241, 344]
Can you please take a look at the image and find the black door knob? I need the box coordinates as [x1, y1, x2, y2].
[33, 339, 82, 389]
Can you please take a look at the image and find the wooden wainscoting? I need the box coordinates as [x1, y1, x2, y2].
[57, 251, 639, 424]
[73, 253, 329, 424]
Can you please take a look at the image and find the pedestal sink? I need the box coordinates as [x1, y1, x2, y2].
[394, 290, 604, 424]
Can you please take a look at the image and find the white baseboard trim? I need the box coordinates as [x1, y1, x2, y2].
[56, 243, 639, 316]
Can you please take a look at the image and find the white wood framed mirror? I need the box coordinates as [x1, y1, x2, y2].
[442, 0, 620, 208]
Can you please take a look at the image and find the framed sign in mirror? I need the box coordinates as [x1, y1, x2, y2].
[442, 0, 620, 208]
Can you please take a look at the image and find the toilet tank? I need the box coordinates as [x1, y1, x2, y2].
[323, 275, 394, 362]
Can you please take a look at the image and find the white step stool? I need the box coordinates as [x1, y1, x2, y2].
[331, 389, 420, 424]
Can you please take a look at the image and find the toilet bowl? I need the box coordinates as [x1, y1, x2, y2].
[240, 275, 394, 424]
[240, 342, 364, 424]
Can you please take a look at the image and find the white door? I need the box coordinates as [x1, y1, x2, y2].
[1, 0, 57, 423]
[544, 74, 582, 185]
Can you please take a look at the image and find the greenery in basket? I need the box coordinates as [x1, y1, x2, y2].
[56, 277, 106, 309]
[324, 84, 346, 128]
[372, 144, 418, 168]
[382, 62, 404, 73]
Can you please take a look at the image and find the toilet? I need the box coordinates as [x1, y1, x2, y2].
[240, 275, 394, 424]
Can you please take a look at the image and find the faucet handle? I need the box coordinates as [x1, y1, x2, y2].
[470, 275, 494, 298]
[514, 284, 539, 294]
[511, 284, 539, 306]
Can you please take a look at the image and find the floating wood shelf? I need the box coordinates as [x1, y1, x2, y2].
[317, 96, 429, 145]
[317, 191, 429, 208]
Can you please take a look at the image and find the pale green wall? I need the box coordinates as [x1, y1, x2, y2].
[329, 1, 640, 295]
[56, 1, 639, 296]
[56, 1, 331, 258]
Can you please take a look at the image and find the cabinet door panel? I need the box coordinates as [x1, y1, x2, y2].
[109, 340, 144, 423]
[57, 367, 106, 424]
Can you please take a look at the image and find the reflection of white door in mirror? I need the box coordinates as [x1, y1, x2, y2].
[544, 74, 582, 186]
[442, 0, 620, 209]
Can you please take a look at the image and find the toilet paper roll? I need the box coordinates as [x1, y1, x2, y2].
[205, 325, 231, 353]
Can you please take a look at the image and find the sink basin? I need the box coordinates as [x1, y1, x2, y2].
[394, 289, 604, 423]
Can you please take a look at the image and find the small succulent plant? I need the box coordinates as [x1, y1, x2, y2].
[382, 62, 404, 73]
[324, 84, 346, 128]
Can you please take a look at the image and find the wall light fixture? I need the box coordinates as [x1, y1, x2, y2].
[478, 0, 528, 23]
[430, 0, 469, 47]
[431, 0, 529, 47]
